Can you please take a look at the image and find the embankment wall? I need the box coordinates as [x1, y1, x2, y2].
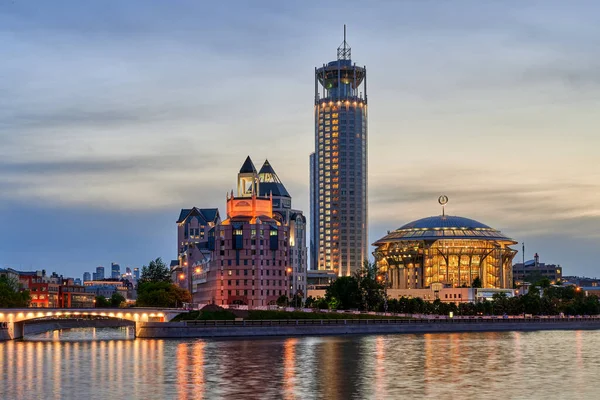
[136, 320, 600, 339]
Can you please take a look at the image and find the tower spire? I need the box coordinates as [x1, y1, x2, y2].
[337, 24, 351, 60]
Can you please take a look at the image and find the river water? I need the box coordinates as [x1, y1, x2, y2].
[1, 328, 599, 399]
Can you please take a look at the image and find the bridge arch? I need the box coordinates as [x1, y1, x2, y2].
[0, 308, 179, 340]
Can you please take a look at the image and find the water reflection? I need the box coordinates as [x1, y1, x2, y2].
[1, 330, 600, 399]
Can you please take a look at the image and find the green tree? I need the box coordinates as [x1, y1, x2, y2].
[276, 295, 288, 307]
[140, 258, 171, 283]
[471, 277, 482, 288]
[95, 295, 111, 308]
[353, 260, 386, 311]
[0, 276, 30, 308]
[305, 296, 316, 308]
[325, 276, 361, 310]
[136, 281, 191, 307]
[110, 292, 126, 307]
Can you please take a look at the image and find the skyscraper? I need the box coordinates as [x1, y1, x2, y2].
[111, 263, 120, 279]
[83, 272, 91, 282]
[311, 26, 368, 276]
[94, 266, 105, 281]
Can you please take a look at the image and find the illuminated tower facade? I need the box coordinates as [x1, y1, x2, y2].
[311, 26, 368, 276]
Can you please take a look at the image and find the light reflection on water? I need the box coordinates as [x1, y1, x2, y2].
[1, 329, 600, 399]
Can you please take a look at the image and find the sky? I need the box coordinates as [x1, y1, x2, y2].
[1, 0, 599, 279]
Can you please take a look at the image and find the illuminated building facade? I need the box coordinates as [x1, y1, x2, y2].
[311, 26, 368, 276]
[258, 160, 307, 299]
[175, 157, 292, 306]
[373, 215, 517, 290]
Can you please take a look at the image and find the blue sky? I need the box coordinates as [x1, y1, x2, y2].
[1, 1, 599, 279]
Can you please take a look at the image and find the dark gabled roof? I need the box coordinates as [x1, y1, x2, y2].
[177, 207, 220, 224]
[170, 260, 179, 267]
[177, 209, 192, 223]
[199, 208, 220, 223]
[239, 156, 257, 174]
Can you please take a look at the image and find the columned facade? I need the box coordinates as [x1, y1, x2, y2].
[374, 215, 517, 290]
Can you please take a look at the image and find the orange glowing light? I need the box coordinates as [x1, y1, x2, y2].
[179, 274, 185, 280]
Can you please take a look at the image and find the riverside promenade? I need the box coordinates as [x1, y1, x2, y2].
[136, 316, 600, 338]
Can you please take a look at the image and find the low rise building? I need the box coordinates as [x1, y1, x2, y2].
[513, 253, 562, 284]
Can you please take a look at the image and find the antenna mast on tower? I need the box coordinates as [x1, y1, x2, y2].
[337, 24, 351, 60]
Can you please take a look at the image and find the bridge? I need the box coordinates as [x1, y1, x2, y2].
[0, 308, 182, 340]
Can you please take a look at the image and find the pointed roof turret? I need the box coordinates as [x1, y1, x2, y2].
[239, 156, 257, 174]
[258, 159, 290, 198]
[258, 159, 281, 182]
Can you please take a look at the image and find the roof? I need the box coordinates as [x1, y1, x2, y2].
[239, 156, 257, 174]
[177, 207, 220, 223]
[258, 159, 290, 198]
[170, 260, 179, 267]
[374, 215, 517, 245]
[259, 182, 290, 198]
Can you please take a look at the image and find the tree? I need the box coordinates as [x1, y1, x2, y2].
[140, 258, 171, 284]
[136, 281, 191, 307]
[95, 295, 111, 308]
[276, 295, 288, 307]
[325, 276, 361, 310]
[471, 277, 482, 288]
[0, 276, 30, 308]
[110, 292, 126, 308]
[353, 260, 385, 311]
[305, 296, 316, 308]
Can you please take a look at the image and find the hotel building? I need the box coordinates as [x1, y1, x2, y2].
[310, 26, 368, 276]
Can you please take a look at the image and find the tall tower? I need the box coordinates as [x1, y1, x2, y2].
[311, 25, 368, 276]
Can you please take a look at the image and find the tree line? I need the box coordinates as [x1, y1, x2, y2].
[304, 261, 600, 316]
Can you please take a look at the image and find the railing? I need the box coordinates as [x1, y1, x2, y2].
[184, 316, 600, 328]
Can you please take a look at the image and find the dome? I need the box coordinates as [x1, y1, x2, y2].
[373, 215, 516, 244]
[399, 215, 491, 230]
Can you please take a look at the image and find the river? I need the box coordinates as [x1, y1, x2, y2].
[1, 328, 598, 399]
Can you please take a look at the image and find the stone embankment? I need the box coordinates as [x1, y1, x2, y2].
[136, 317, 600, 338]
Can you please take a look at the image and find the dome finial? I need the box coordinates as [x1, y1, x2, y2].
[438, 195, 448, 217]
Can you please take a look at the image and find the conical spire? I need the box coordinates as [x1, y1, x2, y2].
[239, 156, 257, 174]
[257, 159, 290, 198]
[258, 159, 281, 183]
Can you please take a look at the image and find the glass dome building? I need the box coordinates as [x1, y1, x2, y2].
[373, 215, 518, 289]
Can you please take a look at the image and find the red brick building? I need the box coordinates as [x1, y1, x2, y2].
[177, 157, 291, 306]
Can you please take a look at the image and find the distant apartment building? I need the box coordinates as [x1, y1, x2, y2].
[513, 253, 562, 284]
[0, 268, 20, 282]
[93, 266, 105, 281]
[133, 268, 140, 281]
[111, 263, 121, 279]
[174, 157, 295, 306]
[83, 280, 129, 300]
[16, 271, 95, 308]
[562, 276, 600, 288]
